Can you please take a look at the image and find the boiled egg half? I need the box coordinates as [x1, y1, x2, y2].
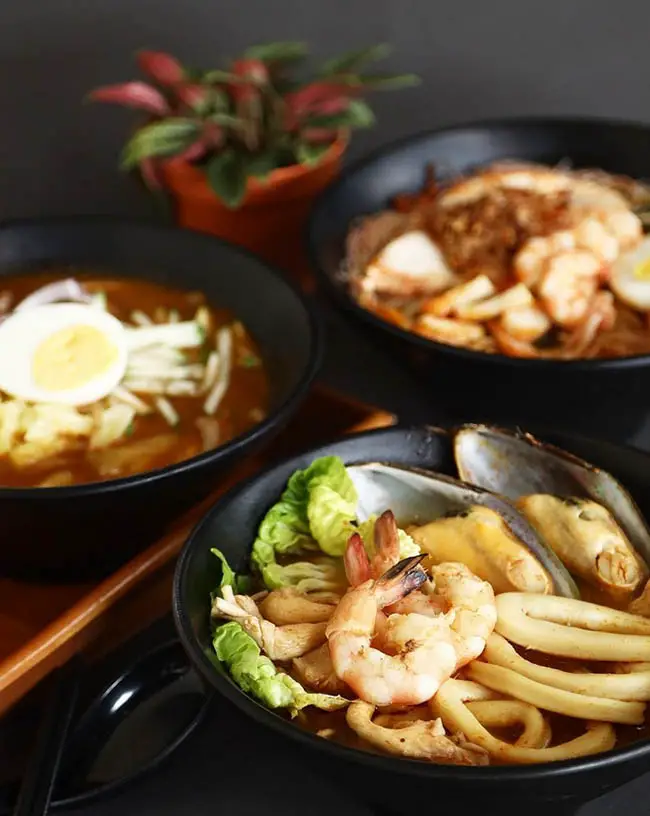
[0, 303, 128, 405]
[610, 236, 650, 311]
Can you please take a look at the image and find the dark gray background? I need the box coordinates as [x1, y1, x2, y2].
[2, 0, 649, 221]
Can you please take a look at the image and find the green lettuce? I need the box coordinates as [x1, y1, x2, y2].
[212, 622, 348, 716]
[252, 456, 358, 587]
[210, 548, 252, 594]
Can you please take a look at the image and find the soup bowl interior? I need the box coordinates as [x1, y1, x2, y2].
[0, 217, 322, 581]
[308, 116, 650, 375]
[173, 424, 650, 816]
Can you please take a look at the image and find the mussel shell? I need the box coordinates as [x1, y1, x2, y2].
[453, 424, 650, 568]
[348, 461, 579, 598]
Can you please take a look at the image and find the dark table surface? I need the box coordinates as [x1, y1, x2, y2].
[57, 296, 650, 816]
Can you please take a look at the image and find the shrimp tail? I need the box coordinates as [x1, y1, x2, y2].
[371, 510, 402, 575]
[376, 555, 428, 606]
[344, 533, 372, 586]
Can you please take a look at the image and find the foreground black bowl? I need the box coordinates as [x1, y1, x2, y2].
[174, 425, 650, 816]
[307, 117, 650, 437]
[0, 217, 322, 582]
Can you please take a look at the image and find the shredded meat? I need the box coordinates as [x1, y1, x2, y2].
[426, 189, 572, 285]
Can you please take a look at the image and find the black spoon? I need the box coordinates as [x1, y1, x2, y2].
[12, 661, 81, 816]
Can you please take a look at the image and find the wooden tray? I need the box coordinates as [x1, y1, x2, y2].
[0, 386, 395, 717]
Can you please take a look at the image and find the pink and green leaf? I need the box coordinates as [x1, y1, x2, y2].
[121, 118, 200, 169]
[87, 82, 170, 115]
[137, 50, 185, 85]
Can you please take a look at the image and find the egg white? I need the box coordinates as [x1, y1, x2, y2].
[610, 236, 650, 311]
[0, 303, 128, 405]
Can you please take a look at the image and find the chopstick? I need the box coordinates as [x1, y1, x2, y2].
[13, 659, 81, 816]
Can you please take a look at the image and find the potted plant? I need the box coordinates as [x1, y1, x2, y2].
[87, 41, 418, 272]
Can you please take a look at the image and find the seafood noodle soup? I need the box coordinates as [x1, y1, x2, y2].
[0, 272, 268, 487]
[345, 161, 650, 359]
[208, 431, 650, 767]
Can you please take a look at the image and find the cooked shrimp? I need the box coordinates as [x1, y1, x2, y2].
[346, 700, 489, 765]
[345, 513, 447, 618]
[537, 250, 601, 327]
[326, 555, 458, 706]
[513, 231, 577, 288]
[430, 561, 497, 667]
[212, 586, 327, 661]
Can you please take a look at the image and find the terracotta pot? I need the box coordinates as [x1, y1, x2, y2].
[160, 138, 346, 282]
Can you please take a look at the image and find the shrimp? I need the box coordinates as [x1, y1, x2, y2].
[333, 520, 497, 705]
[513, 231, 577, 288]
[326, 555, 457, 706]
[537, 250, 600, 327]
[344, 512, 446, 618]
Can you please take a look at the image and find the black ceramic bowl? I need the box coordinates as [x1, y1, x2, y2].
[174, 425, 650, 816]
[0, 217, 322, 582]
[307, 117, 650, 437]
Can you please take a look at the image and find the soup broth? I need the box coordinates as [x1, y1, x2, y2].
[0, 271, 269, 487]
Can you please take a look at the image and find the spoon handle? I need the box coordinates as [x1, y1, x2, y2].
[13, 659, 81, 816]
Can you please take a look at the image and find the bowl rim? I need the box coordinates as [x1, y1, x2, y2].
[173, 422, 650, 786]
[0, 214, 324, 498]
[306, 113, 650, 373]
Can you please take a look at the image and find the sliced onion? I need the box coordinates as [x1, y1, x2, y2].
[196, 416, 220, 450]
[154, 396, 179, 426]
[203, 328, 232, 415]
[110, 385, 152, 415]
[15, 278, 91, 311]
[130, 309, 153, 326]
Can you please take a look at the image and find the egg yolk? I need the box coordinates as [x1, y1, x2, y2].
[32, 324, 118, 394]
[633, 259, 650, 280]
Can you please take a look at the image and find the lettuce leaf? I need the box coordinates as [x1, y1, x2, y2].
[252, 456, 358, 587]
[211, 548, 251, 594]
[212, 621, 349, 716]
[306, 484, 357, 556]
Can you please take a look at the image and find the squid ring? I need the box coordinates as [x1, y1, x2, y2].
[346, 701, 489, 765]
[429, 681, 551, 748]
[466, 662, 645, 725]
[434, 679, 616, 763]
[465, 700, 551, 749]
[496, 593, 650, 661]
[485, 633, 650, 701]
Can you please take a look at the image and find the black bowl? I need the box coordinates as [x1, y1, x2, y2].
[307, 117, 650, 438]
[0, 217, 322, 582]
[173, 425, 650, 816]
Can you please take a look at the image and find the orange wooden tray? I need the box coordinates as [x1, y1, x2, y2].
[0, 386, 395, 717]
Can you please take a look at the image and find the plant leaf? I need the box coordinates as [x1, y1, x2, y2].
[336, 72, 421, 90]
[121, 118, 200, 169]
[209, 112, 246, 129]
[206, 150, 248, 208]
[296, 141, 331, 167]
[320, 44, 391, 76]
[244, 41, 309, 63]
[87, 82, 170, 115]
[203, 69, 257, 85]
[136, 50, 185, 85]
[306, 99, 375, 130]
[245, 149, 282, 181]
